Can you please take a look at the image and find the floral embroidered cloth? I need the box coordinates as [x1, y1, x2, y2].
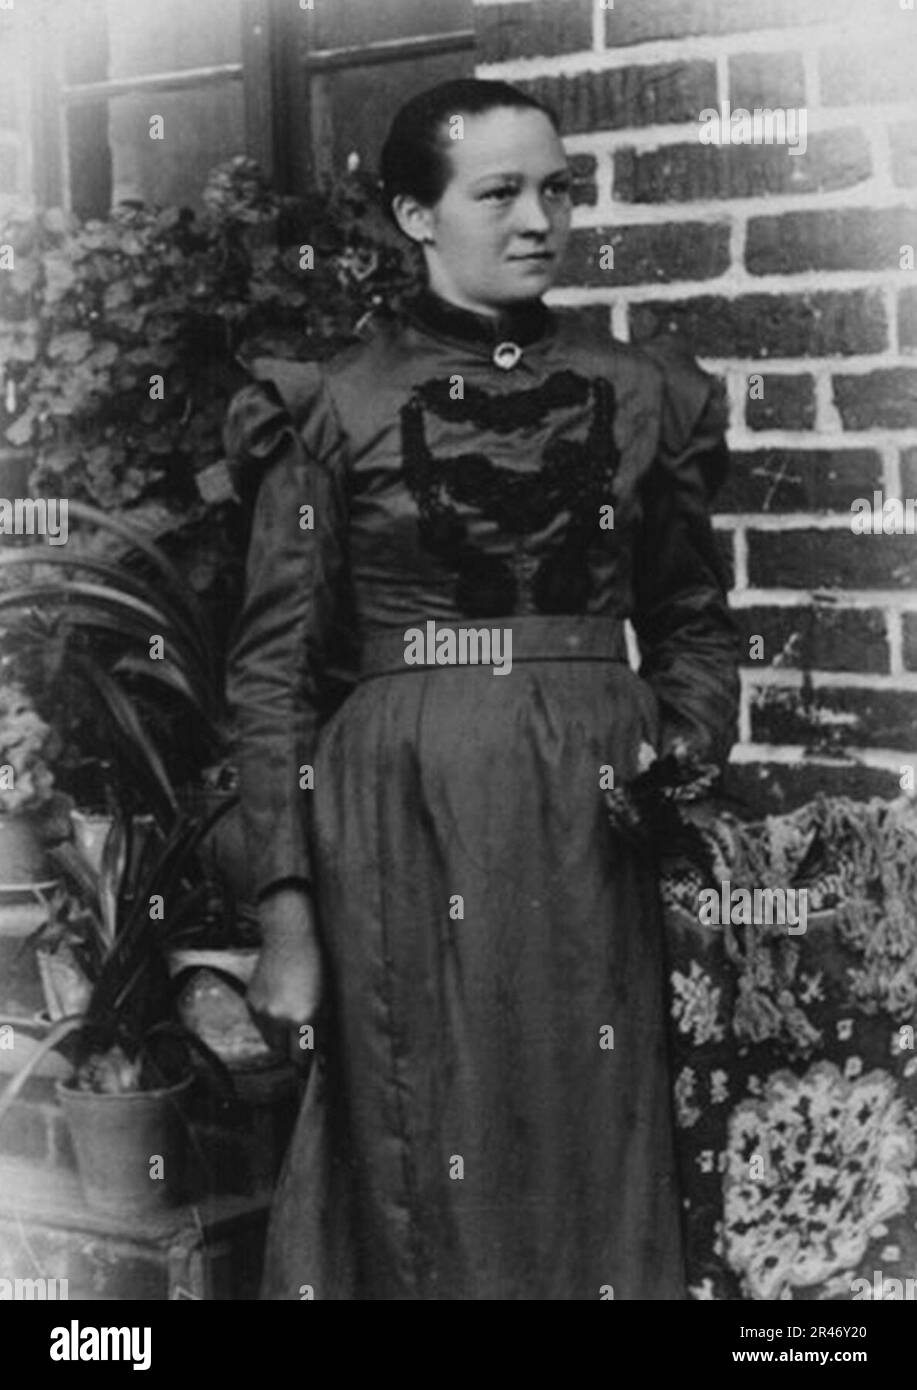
[660, 794, 917, 1301]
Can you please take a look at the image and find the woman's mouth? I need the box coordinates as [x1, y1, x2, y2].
[509, 252, 555, 264]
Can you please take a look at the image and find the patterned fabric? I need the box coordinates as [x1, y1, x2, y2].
[659, 795, 917, 1301]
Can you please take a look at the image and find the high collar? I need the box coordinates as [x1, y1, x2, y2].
[405, 287, 553, 350]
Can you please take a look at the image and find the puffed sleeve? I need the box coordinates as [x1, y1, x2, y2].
[631, 339, 740, 769]
[225, 359, 355, 901]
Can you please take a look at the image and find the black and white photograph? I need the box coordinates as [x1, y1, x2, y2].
[0, 0, 916, 1341]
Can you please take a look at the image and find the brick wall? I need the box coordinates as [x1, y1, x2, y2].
[476, 0, 917, 812]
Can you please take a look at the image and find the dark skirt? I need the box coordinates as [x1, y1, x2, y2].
[260, 616, 686, 1300]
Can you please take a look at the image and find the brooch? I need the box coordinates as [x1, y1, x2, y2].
[492, 341, 523, 371]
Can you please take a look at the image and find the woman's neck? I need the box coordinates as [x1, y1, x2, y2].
[407, 286, 552, 349]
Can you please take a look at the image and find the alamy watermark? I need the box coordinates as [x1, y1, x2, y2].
[698, 880, 808, 934]
[404, 621, 513, 676]
[50, 1321, 151, 1370]
[850, 492, 917, 535]
[850, 1269, 917, 1299]
[0, 497, 69, 545]
[698, 101, 807, 156]
[0, 1277, 68, 1299]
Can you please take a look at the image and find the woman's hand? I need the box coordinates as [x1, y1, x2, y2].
[248, 887, 324, 1058]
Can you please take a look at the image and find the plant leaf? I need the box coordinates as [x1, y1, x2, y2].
[65, 500, 219, 681]
[0, 1016, 84, 1132]
[70, 654, 178, 817]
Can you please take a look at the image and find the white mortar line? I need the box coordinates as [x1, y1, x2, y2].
[610, 299, 630, 339]
[573, 190, 917, 227]
[887, 284, 901, 355]
[695, 362, 917, 382]
[591, 0, 605, 54]
[552, 271, 916, 304]
[747, 666, 917, 691]
[738, 670, 753, 742]
[728, 743, 916, 769]
[559, 109, 917, 161]
[714, 512, 917, 530]
[729, 364, 751, 425]
[814, 373, 843, 433]
[729, 211, 746, 275]
[884, 443, 904, 497]
[720, 429, 917, 447]
[732, 526, 748, 590]
[568, 194, 917, 229]
[887, 608, 906, 676]
[476, 20, 890, 80]
[715, 47, 729, 107]
[731, 589, 917, 610]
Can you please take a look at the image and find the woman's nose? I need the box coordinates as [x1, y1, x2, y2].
[515, 192, 553, 235]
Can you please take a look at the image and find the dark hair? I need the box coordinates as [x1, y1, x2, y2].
[379, 78, 560, 223]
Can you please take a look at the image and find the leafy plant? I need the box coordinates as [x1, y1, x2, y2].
[0, 157, 417, 595]
[32, 884, 99, 1019]
[0, 795, 238, 1110]
[0, 156, 418, 810]
[0, 679, 55, 814]
[0, 501, 226, 821]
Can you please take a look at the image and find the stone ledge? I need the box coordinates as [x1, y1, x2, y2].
[0, 1160, 268, 1299]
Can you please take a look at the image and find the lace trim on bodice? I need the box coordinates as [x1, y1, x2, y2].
[399, 371, 620, 617]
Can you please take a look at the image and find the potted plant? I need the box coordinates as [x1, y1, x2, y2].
[0, 501, 227, 828]
[0, 799, 235, 1214]
[0, 156, 417, 880]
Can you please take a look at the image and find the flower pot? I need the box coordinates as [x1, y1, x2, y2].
[57, 1074, 194, 1215]
[168, 947, 274, 1069]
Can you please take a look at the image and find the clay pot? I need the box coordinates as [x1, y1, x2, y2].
[168, 948, 274, 1069]
[57, 1074, 194, 1215]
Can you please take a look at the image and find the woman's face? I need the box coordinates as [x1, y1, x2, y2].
[397, 106, 572, 316]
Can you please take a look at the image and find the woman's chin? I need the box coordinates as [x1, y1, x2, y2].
[510, 259, 556, 280]
[494, 268, 558, 300]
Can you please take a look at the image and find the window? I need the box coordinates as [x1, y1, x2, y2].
[22, 0, 474, 214]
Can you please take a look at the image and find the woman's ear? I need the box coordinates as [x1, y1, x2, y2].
[391, 193, 435, 246]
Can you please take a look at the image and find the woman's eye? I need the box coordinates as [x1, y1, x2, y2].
[545, 180, 572, 199]
[480, 186, 516, 202]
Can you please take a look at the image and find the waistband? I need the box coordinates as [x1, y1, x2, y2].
[358, 615, 629, 679]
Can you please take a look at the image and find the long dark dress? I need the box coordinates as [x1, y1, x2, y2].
[225, 289, 740, 1300]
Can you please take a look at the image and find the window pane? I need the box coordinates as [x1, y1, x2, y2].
[106, 0, 245, 209]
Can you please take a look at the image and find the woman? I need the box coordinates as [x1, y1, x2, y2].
[226, 78, 740, 1300]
